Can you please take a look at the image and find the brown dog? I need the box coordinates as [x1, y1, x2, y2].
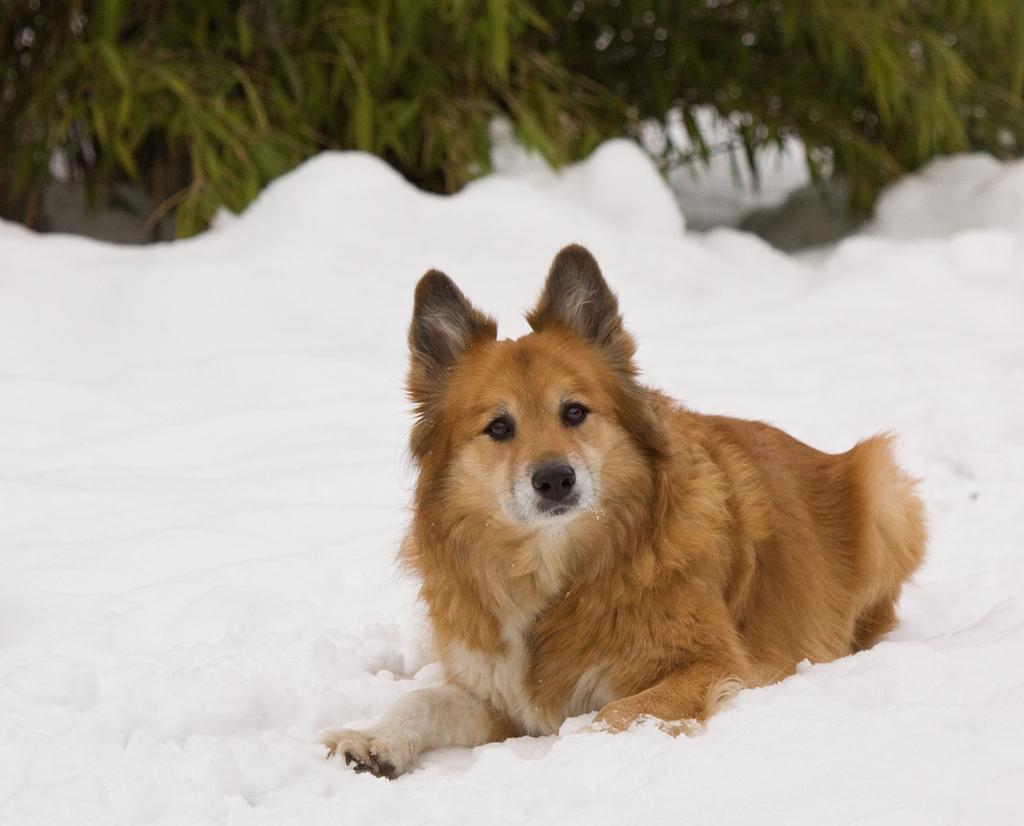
[324, 244, 926, 778]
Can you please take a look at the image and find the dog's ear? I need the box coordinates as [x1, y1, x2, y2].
[530, 245, 665, 458]
[526, 245, 637, 374]
[408, 269, 496, 407]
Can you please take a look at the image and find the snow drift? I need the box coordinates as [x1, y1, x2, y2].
[1, 145, 1022, 825]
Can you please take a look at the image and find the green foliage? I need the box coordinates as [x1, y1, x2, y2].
[549, 0, 1024, 211]
[1, 1, 1022, 237]
[0, 0, 611, 236]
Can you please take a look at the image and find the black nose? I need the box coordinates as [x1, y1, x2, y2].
[531, 463, 576, 501]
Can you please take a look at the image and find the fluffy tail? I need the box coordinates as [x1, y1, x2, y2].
[847, 435, 926, 649]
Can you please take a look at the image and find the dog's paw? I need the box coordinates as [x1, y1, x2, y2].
[588, 703, 703, 738]
[591, 699, 641, 732]
[322, 727, 413, 779]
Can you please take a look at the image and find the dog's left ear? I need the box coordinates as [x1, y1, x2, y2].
[526, 245, 637, 376]
[529, 245, 666, 458]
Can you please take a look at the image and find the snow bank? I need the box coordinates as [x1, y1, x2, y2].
[489, 122, 684, 234]
[867, 153, 1024, 238]
[1, 144, 1022, 825]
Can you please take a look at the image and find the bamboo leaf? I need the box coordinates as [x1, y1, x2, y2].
[237, 9, 253, 60]
[97, 0, 125, 40]
[97, 42, 130, 90]
[353, 83, 375, 150]
[486, 0, 511, 82]
[113, 138, 138, 178]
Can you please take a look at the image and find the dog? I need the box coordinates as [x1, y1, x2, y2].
[323, 244, 926, 778]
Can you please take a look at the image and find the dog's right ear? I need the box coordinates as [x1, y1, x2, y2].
[407, 270, 496, 410]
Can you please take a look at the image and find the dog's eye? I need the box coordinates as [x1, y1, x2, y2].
[562, 403, 589, 427]
[484, 416, 514, 441]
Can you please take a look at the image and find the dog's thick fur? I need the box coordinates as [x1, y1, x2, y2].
[324, 245, 926, 778]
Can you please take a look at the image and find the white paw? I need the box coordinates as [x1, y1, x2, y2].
[322, 727, 416, 779]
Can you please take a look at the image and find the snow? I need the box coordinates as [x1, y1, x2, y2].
[491, 110, 811, 232]
[489, 120, 684, 234]
[662, 107, 811, 230]
[865, 153, 1024, 239]
[2, 144, 1023, 824]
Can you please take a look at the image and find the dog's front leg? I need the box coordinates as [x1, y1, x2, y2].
[323, 682, 512, 778]
[593, 660, 746, 735]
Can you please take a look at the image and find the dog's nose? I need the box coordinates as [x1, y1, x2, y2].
[531, 463, 576, 501]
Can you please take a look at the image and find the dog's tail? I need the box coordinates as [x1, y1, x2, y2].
[846, 435, 926, 648]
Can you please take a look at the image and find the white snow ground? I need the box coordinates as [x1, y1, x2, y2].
[1, 143, 1023, 825]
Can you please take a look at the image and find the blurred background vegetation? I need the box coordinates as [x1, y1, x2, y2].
[2, 0, 1023, 239]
